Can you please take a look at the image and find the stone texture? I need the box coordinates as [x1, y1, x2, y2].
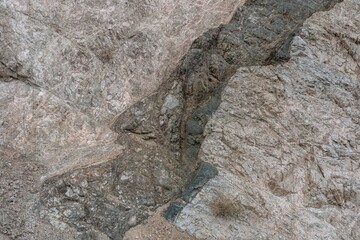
[174, 0, 360, 239]
[40, 133, 190, 239]
[0, 0, 245, 197]
[123, 205, 195, 240]
[0, 81, 121, 171]
[0, 0, 243, 125]
[1, 0, 359, 239]
[113, 0, 342, 170]
[0, 1, 245, 239]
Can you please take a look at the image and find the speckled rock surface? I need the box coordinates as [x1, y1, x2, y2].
[174, 0, 360, 239]
[1, 0, 359, 239]
[0, 1, 244, 239]
[0, 0, 244, 174]
[0, 0, 243, 124]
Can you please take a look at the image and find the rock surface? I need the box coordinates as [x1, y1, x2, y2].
[123, 205, 195, 240]
[0, 0, 243, 125]
[1, 0, 360, 239]
[0, 0, 244, 239]
[0, 0, 244, 172]
[174, 0, 360, 239]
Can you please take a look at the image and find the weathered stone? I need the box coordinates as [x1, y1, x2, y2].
[164, 202, 185, 222]
[182, 162, 218, 203]
[0, 1, 246, 238]
[174, 1, 360, 239]
[161, 95, 180, 114]
[1, 0, 359, 239]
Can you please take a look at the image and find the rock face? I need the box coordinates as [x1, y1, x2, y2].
[1, 0, 360, 239]
[174, 0, 360, 239]
[0, 0, 242, 125]
[0, 0, 244, 239]
[0, 0, 244, 173]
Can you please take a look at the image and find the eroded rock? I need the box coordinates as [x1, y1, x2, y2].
[0, 0, 245, 239]
[174, 1, 360, 239]
[1, 0, 358, 239]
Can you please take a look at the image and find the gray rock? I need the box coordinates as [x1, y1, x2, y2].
[1, 0, 358, 239]
[0, 0, 244, 238]
[161, 95, 180, 114]
[164, 202, 185, 222]
[174, 1, 360, 239]
[182, 162, 218, 203]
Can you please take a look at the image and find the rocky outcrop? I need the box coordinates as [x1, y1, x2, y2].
[0, 1, 244, 239]
[0, 0, 243, 125]
[0, 0, 244, 174]
[1, 0, 359, 239]
[174, 0, 360, 239]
